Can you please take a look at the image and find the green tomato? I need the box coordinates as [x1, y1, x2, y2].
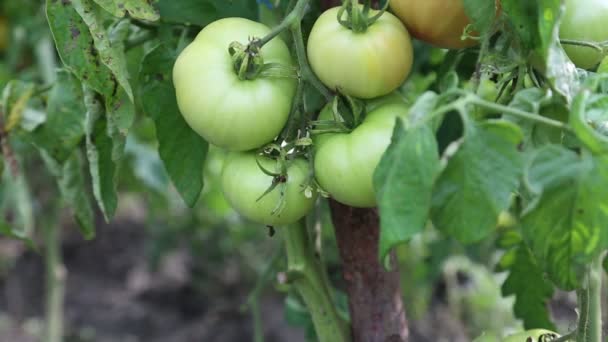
[503, 329, 560, 342]
[598, 55, 608, 73]
[313, 95, 409, 207]
[307, 7, 413, 99]
[221, 152, 316, 226]
[173, 18, 296, 151]
[560, 0, 608, 69]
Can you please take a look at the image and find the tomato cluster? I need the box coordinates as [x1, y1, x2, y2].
[172, 1, 477, 225]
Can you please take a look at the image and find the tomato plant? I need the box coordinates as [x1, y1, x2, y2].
[2, 1, 608, 342]
[221, 152, 316, 226]
[389, 0, 477, 49]
[173, 17, 296, 151]
[307, 5, 413, 99]
[314, 95, 409, 207]
[560, 0, 608, 69]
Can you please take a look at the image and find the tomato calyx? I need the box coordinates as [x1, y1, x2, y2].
[228, 40, 265, 80]
[311, 94, 365, 134]
[228, 39, 298, 81]
[337, 0, 389, 33]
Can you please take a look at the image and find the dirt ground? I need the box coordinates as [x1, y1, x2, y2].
[0, 218, 579, 342]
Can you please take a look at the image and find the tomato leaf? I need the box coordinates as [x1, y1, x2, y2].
[156, 0, 258, 27]
[497, 242, 556, 330]
[431, 119, 524, 243]
[92, 0, 159, 21]
[374, 120, 440, 263]
[139, 44, 207, 207]
[31, 70, 86, 163]
[84, 88, 118, 221]
[522, 146, 608, 289]
[41, 150, 95, 240]
[0, 172, 35, 243]
[536, 0, 578, 100]
[570, 89, 608, 154]
[463, 0, 497, 36]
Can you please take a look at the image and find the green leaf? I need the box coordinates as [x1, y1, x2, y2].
[463, 0, 497, 35]
[0, 171, 35, 241]
[32, 70, 86, 163]
[374, 120, 440, 262]
[139, 44, 207, 207]
[522, 146, 608, 289]
[92, 0, 159, 21]
[84, 88, 118, 221]
[570, 90, 608, 154]
[497, 243, 555, 330]
[431, 119, 524, 243]
[536, 0, 578, 99]
[124, 135, 170, 194]
[156, 0, 258, 27]
[41, 151, 95, 239]
[501, 1, 539, 52]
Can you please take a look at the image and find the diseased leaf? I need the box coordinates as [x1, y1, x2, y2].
[32, 70, 86, 163]
[93, 0, 159, 21]
[41, 150, 95, 239]
[84, 88, 118, 221]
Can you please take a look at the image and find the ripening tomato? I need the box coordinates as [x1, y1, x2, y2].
[560, 0, 608, 69]
[313, 95, 409, 207]
[390, 0, 477, 49]
[173, 18, 296, 151]
[307, 6, 413, 99]
[221, 152, 316, 226]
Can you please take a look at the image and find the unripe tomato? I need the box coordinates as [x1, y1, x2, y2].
[313, 95, 409, 207]
[560, 0, 608, 70]
[173, 18, 296, 151]
[307, 7, 413, 99]
[503, 329, 560, 342]
[390, 0, 477, 49]
[221, 152, 316, 226]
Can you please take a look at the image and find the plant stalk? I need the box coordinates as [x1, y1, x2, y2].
[258, 0, 310, 47]
[282, 219, 350, 342]
[44, 221, 65, 342]
[577, 253, 604, 342]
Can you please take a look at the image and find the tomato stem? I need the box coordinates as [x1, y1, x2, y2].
[468, 96, 571, 130]
[257, 0, 310, 48]
[282, 219, 350, 342]
[44, 217, 65, 342]
[291, 21, 333, 101]
[575, 252, 604, 342]
[560, 39, 606, 54]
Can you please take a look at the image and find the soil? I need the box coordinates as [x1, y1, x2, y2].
[0, 219, 305, 342]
